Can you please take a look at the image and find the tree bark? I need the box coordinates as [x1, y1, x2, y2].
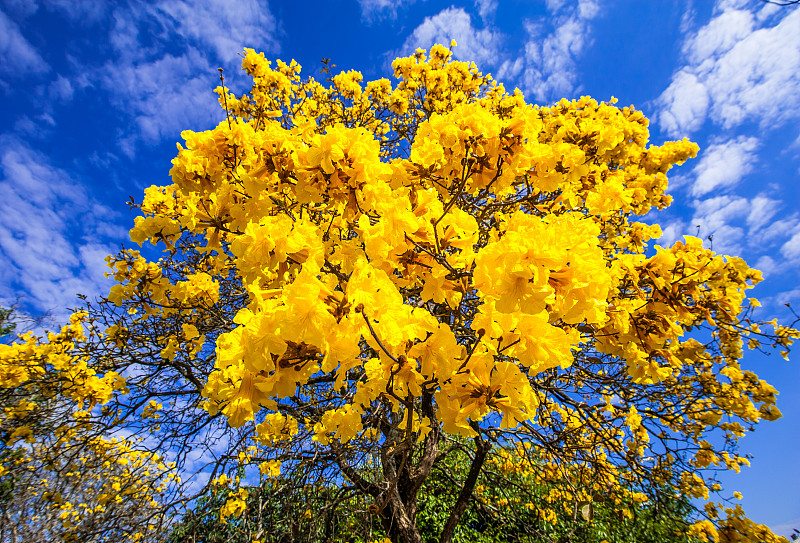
[374, 390, 447, 543]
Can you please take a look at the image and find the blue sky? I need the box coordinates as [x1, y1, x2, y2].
[1, 0, 798, 534]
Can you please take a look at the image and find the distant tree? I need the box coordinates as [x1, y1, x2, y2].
[0, 312, 172, 542]
[0, 309, 14, 341]
[0, 302, 57, 344]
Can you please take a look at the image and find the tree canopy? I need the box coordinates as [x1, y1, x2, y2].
[1, 43, 797, 543]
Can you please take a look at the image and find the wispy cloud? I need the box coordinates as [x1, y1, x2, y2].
[474, 0, 498, 23]
[0, 9, 49, 82]
[47, 74, 74, 103]
[38, 0, 108, 23]
[770, 516, 800, 539]
[2, 0, 38, 18]
[99, 48, 221, 153]
[0, 0, 286, 323]
[652, 183, 799, 276]
[651, 1, 800, 286]
[690, 194, 750, 254]
[90, 0, 279, 154]
[13, 0, 281, 156]
[401, 6, 503, 69]
[357, 0, 416, 21]
[690, 136, 759, 197]
[497, 0, 599, 103]
[656, 4, 800, 136]
[746, 195, 781, 232]
[154, 0, 280, 64]
[654, 189, 800, 277]
[0, 136, 120, 319]
[656, 219, 690, 247]
[781, 226, 800, 261]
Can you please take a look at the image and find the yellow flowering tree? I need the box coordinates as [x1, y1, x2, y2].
[0, 313, 174, 542]
[5, 44, 797, 543]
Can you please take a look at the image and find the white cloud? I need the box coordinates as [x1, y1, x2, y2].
[749, 215, 800, 248]
[755, 2, 780, 22]
[496, 56, 523, 83]
[654, 2, 800, 296]
[656, 219, 689, 247]
[154, 0, 280, 64]
[680, 0, 696, 34]
[746, 195, 781, 232]
[690, 195, 750, 254]
[0, 137, 116, 319]
[657, 5, 800, 135]
[90, 0, 280, 154]
[40, 0, 108, 23]
[665, 186, 800, 273]
[401, 7, 503, 69]
[770, 289, 800, 312]
[48, 74, 74, 102]
[690, 136, 759, 196]
[683, 9, 754, 66]
[754, 255, 777, 277]
[0, 9, 49, 80]
[692, 195, 750, 226]
[781, 226, 800, 261]
[513, 0, 600, 102]
[107, 7, 143, 61]
[4, 0, 280, 154]
[754, 285, 800, 315]
[656, 71, 709, 136]
[474, 0, 498, 23]
[99, 49, 221, 148]
[714, 0, 749, 12]
[357, 0, 415, 21]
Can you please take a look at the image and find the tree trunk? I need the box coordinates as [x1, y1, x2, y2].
[381, 501, 424, 543]
[373, 390, 442, 543]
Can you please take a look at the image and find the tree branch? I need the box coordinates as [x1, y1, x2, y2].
[439, 426, 492, 543]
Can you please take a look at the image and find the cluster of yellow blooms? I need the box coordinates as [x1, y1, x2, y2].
[0, 312, 126, 405]
[0, 312, 174, 541]
[2, 42, 797, 542]
[142, 46, 783, 442]
[124, 44, 799, 540]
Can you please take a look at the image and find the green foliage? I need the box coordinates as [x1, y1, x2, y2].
[0, 308, 15, 342]
[411, 443, 698, 543]
[168, 467, 374, 543]
[170, 445, 699, 543]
